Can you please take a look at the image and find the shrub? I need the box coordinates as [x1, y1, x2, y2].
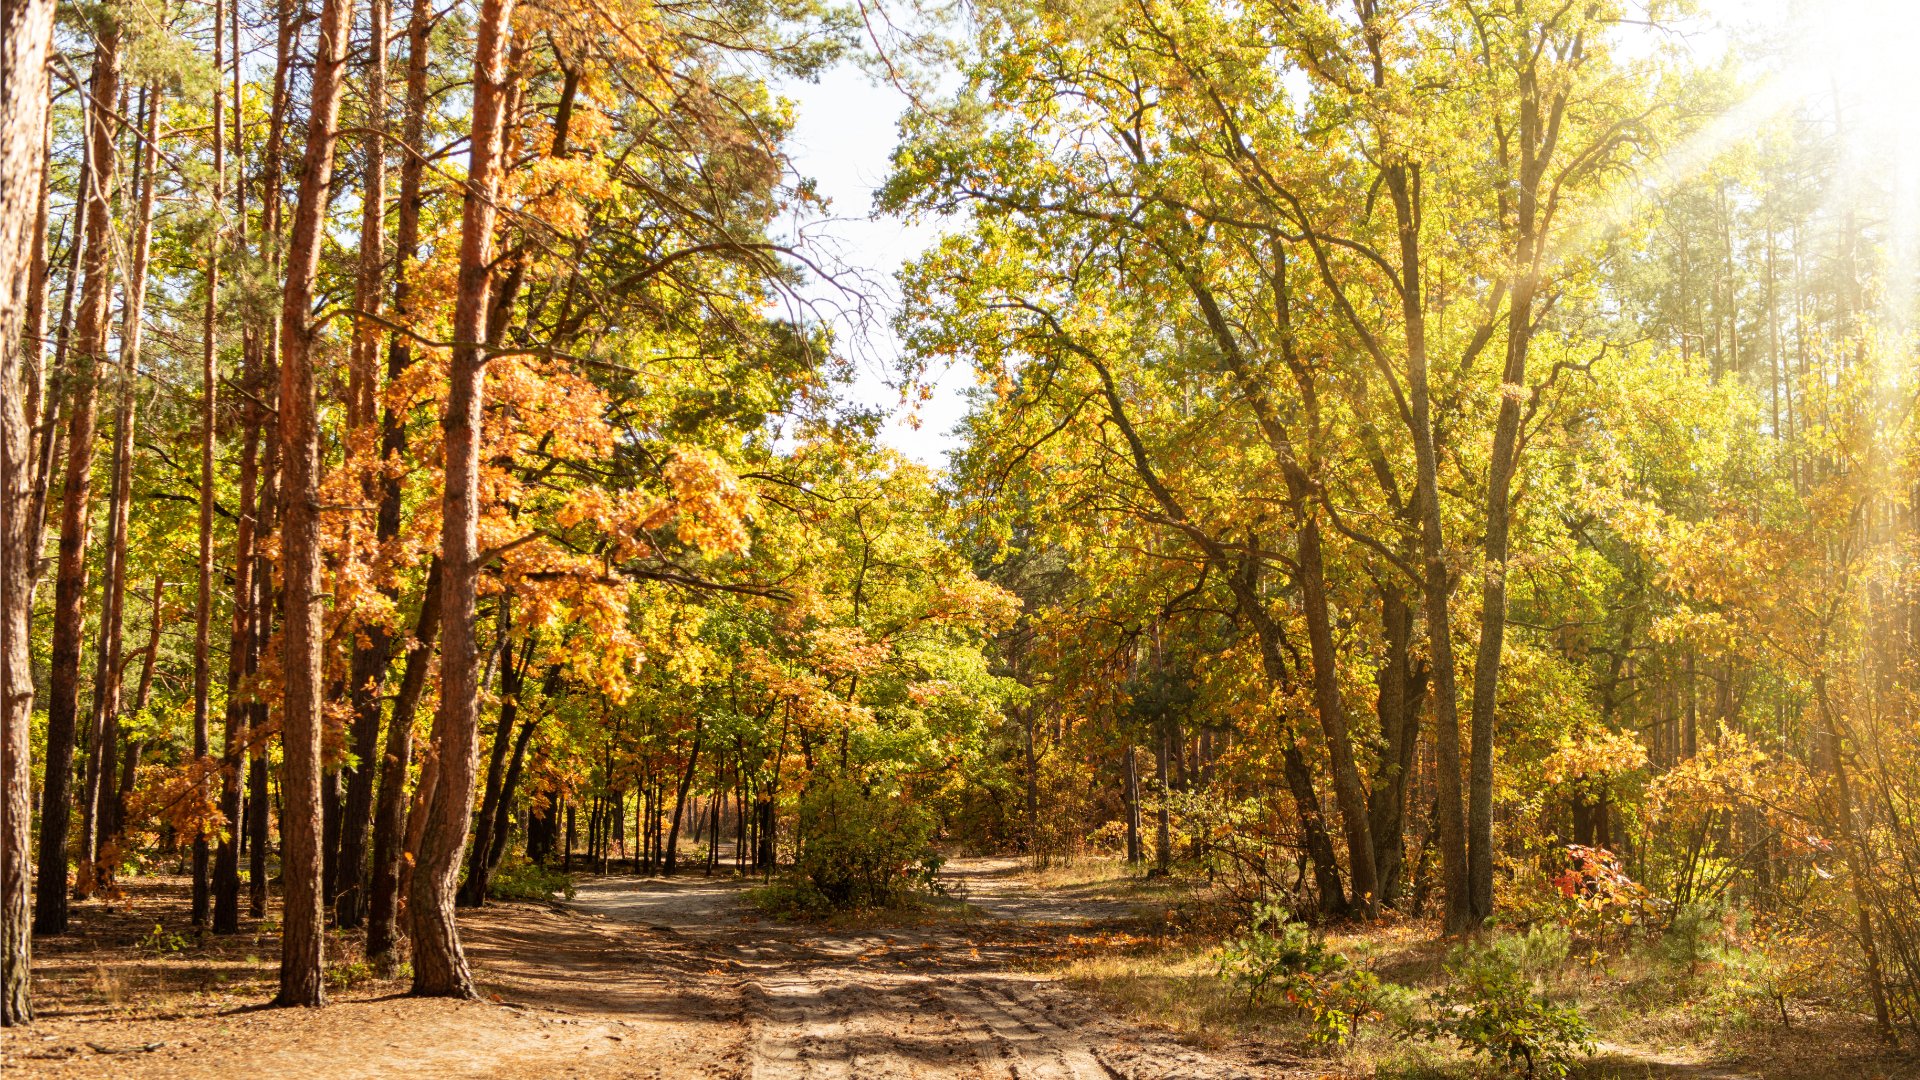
[489, 859, 576, 902]
[1214, 902, 1396, 1046]
[1656, 899, 1739, 976]
[1421, 934, 1594, 1079]
[790, 775, 940, 911]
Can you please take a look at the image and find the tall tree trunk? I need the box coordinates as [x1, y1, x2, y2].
[365, 558, 441, 970]
[1385, 162, 1472, 933]
[1154, 725, 1171, 875]
[273, 0, 357, 1006]
[334, 0, 391, 929]
[248, 439, 280, 918]
[342, 0, 432, 931]
[0, 0, 59, 1023]
[34, 18, 120, 937]
[213, 304, 261, 932]
[77, 87, 158, 900]
[191, 0, 226, 926]
[1196, 273, 1379, 913]
[408, 0, 514, 998]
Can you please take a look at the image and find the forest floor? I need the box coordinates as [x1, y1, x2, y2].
[4, 858, 1916, 1078]
[0, 858, 1279, 1078]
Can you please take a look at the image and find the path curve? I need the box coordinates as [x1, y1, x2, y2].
[565, 857, 1278, 1079]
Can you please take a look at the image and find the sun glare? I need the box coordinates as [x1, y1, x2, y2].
[1700, 0, 1920, 329]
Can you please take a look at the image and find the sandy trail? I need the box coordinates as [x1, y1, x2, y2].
[561, 856, 1275, 1080]
[5, 859, 1282, 1078]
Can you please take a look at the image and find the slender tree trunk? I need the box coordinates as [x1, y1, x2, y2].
[335, 0, 392, 929]
[344, 0, 432, 934]
[113, 574, 165, 836]
[1385, 163, 1472, 932]
[1154, 726, 1171, 875]
[1022, 710, 1039, 854]
[1368, 583, 1425, 907]
[213, 310, 261, 932]
[0, 0, 59, 1022]
[26, 115, 83, 582]
[34, 20, 120, 937]
[409, 0, 514, 998]
[273, 0, 357, 1006]
[77, 87, 158, 900]
[1124, 745, 1141, 864]
[476, 667, 555, 891]
[365, 558, 441, 970]
[1292, 516, 1379, 915]
[191, 0, 226, 927]
[664, 721, 702, 876]
[248, 443, 280, 918]
[459, 617, 524, 908]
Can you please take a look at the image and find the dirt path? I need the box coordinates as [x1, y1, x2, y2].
[562, 857, 1278, 1079]
[3, 860, 1282, 1078]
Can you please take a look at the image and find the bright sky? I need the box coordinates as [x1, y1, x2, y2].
[774, 61, 965, 471]
[771, 0, 1909, 472]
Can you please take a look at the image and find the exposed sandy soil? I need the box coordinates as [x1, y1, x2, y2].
[0, 859, 1292, 1078]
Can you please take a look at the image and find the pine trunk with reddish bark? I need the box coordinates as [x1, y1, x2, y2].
[273, 0, 357, 1007]
[1, 0, 59, 1024]
[409, 0, 515, 997]
[34, 20, 118, 938]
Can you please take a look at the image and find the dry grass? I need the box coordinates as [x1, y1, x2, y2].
[1040, 910, 1919, 1079]
[1022, 857, 1142, 891]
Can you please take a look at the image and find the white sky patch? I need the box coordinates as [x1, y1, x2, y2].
[775, 61, 970, 471]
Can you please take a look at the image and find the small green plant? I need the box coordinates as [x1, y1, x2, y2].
[1213, 903, 1395, 1046]
[1420, 934, 1594, 1078]
[327, 960, 375, 991]
[135, 922, 191, 957]
[489, 860, 576, 902]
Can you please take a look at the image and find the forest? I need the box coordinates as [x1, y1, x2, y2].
[0, 0, 1916, 1075]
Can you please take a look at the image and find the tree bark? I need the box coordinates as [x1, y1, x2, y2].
[273, 0, 357, 1007]
[341, 0, 432, 932]
[365, 558, 441, 970]
[1384, 162, 1473, 933]
[1368, 582, 1426, 907]
[191, 0, 225, 927]
[25, 111, 81, 584]
[1123, 745, 1141, 864]
[1, 0, 59, 1023]
[459, 616, 525, 908]
[476, 665, 557, 894]
[664, 719, 702, 876]
[1192, 267, 1379, 915]
[408, 0, 514, 998]
[334, 0, 392, 929]
[214, 288, 262, 933]
[113, 574, 165, 837]
[248, 434, 280, 919]
[34, 18, 119, 937]
[78, 86, 158, 900]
